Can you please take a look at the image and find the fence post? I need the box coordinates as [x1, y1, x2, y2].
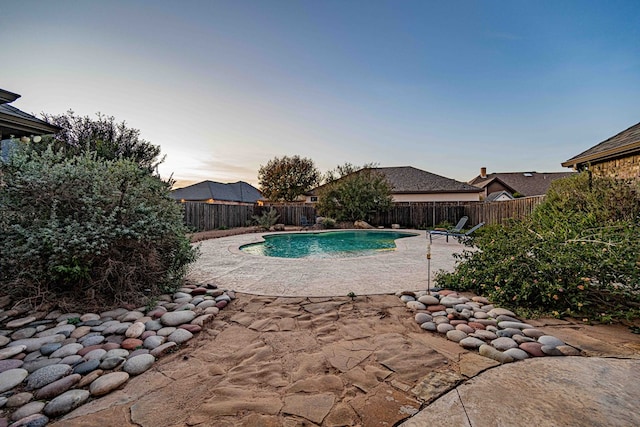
[432, 202, 435, 228]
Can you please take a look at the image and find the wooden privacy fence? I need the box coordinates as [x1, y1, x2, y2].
[465, 196, 545, 226]
[182, 203, 317, 231]
[369, 204, 466, 229]
[253, 204, 317, 226]
[182, 196, 546, 231]
[370, 196, 545, 228]
[182, 203, 255, 231]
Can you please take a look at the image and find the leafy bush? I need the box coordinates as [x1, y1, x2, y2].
[436, 173, 640, 321]
[0, 146, 198, 310]
[316, 168, 393, 221]
[321, 217, 336, 229]
[252, 208, 280, 230]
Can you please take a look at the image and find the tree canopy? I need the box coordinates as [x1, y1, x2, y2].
[258, 155, 320, 202]
[40, 110, 163, 172]
[316, 166, 393, 221]
[322, 162, 360, 184]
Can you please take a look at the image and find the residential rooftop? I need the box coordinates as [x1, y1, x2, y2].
[170, 180, 262, 204]
[469, 171, 575, 197]
[309, 166, 482, 195]
[562, 121, 640, 169]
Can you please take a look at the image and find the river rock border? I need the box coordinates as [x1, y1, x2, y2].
[398, 289, 581, 363]
[0, 282, 233, 426]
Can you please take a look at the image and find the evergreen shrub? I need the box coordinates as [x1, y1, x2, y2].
[436, 172, 640, 321]
[0, 146, 198, 309]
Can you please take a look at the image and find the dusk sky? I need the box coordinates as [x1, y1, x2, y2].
[2, 1, 639, 188]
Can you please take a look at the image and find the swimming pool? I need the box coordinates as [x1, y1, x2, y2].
[240, 230, 419, 259]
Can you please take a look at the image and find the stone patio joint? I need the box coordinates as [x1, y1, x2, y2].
[457, 388, 473, 427]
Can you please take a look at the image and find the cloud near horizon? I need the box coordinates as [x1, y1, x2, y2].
[167, 157, 260, 188]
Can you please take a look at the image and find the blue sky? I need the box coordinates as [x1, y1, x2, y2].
[2, 0, 639, 187]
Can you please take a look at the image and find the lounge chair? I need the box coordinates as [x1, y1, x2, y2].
[428, 216, 468, 242]
[300, 216, 314, 228]
[429, 221, 484, 243]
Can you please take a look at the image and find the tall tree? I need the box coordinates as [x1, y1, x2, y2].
[316, 166, 393, 221]
[322, 162, 383, 184]
[322, 162, 359, 184]
[40, 111, 163, 172]
[258, 155, 320, 202]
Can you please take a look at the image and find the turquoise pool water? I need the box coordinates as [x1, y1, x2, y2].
[240, 230, 418, 259]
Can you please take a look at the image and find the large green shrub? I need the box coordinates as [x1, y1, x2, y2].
[436, 172, 640, 321]
[316, 168, 393, 222]
[0, 145, 198, 309]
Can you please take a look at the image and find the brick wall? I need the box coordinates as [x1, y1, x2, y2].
[590, 153, 640, 181]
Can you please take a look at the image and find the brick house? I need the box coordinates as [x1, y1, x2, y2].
[562, 121, 640, 180]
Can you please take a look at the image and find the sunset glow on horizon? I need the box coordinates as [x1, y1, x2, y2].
[2, 1, 639, 188]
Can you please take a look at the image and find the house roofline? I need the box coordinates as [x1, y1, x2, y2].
[469, 176, 518, 194]
[561, 141, 640, 168]
[392, 189, 483, 194]
[0, 89, 20, 105]
[0, 112, 61, 137]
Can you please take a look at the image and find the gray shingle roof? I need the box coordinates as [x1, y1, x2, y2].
[170, 181, 262, 203]
[309, 166, 482, 195]
[0, 89, 20, 104]
[374, 166, 481, 193]
[0, 104, 52, 126]
[0, 104, 61, 138]
[469, 171, 575, 196]
[562, 121, 640, 168]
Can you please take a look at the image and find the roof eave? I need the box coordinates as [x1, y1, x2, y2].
[0, 114, 61, 137]
[561, 141, 640, 168]
[0, 89, 20, 105]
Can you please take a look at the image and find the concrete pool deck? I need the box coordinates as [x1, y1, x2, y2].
[187, 229, 466, 296]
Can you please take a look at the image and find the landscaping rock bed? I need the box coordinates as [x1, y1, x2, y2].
[0, 282, 234, 426]
[0, 283, 584, 426]
[398, 289, 581, 363]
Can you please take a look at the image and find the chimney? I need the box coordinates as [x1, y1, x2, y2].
[480, 167, 487, 179]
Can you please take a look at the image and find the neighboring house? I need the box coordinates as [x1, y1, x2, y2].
[305, 166, 483, 203]
[170, 180, 262, 205]
[0, 88, 61, 162]
[469, 167, 574, 198]
[485, 191, 514, 202]
[561, 121, 640, 180]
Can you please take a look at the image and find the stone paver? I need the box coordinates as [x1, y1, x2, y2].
[400, 357, 640, 427]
